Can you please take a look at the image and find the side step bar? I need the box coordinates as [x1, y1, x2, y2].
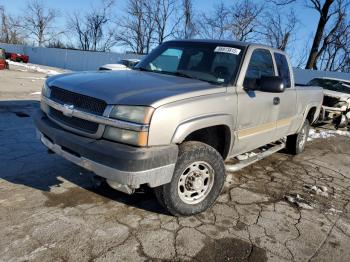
[225, 141, 286, 172]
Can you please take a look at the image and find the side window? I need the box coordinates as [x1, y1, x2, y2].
[245, 49, 275, 80]
[274, 53, 291, 88]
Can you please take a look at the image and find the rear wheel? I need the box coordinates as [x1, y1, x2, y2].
[154, 141, 225, 216]
[286, 119, 310, 155]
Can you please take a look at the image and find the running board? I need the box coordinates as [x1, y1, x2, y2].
[225, 142, 286, 172]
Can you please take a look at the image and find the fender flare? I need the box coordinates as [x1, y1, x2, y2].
[298, 103, 321, 132]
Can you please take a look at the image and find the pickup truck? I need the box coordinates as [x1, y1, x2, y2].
[34, 40, 323, 216]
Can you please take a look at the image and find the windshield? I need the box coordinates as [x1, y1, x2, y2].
[308, 78, 350, 95]
[135, 41, 245, 85]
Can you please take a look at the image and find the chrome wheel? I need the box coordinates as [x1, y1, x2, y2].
[177, 161, 215, 205]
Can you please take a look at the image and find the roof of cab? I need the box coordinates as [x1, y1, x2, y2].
[165, 39, 283, 52]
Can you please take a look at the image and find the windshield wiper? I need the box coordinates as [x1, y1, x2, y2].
[173, 70, 218, 85]
[173, 70, 196, 79]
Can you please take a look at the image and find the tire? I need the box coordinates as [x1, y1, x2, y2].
[154, 141, 225, 216]
[286, 119, 310, 155]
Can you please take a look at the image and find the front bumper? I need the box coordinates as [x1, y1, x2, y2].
[33, 110, 178, 189]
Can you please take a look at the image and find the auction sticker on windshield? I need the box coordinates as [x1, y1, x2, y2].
[214, 46, 241, 55]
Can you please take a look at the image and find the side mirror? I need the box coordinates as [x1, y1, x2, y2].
[259, 76, 285, 93]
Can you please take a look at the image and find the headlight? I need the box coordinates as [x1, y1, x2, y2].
[104, 127, 148, 146]
[105, 106, 154, 146]
[109, 105, 154, 124]
[41, 82, 51, 97]
[40, 82, 50, 113]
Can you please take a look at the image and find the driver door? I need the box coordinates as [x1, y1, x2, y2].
[232, 48, 279, 155]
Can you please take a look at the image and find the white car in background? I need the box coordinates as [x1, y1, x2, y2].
[308, 77, 350, 128]
[99, 59, 140, 71]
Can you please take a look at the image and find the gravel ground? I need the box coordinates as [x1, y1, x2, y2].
[0, 67, 350, 262]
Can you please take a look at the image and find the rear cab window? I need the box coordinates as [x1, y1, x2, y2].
[274, 53, 291, 88]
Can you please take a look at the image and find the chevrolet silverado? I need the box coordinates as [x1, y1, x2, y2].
[34, 40, 323, 216]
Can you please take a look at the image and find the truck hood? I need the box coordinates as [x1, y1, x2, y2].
[47, 70, 225, 107]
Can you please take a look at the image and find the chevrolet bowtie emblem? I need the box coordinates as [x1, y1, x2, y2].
[62, 104, 74, 117]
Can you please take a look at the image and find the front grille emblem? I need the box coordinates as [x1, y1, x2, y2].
[62, 104, 74, 117]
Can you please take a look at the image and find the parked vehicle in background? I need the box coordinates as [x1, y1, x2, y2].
[34, 40, 323, 216]
[99, 58, 140, 70]
[308, 77, 350, 128]
[0, 48, 9, 70]
[5, 52, 29, 63]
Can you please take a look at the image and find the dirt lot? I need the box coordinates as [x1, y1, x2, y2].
[1, 66, 350, 262]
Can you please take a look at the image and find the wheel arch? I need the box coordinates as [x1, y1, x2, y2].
[171, 114, 233, 160]
[297, 104, 320, 132]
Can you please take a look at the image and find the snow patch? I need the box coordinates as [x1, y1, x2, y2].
[285, 194, 314, 209]
[308, 128, 350, 141]
[304, 184, 329, 197]
[7, 60, 61, 76]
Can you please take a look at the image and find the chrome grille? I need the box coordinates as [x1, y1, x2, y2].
[50, 107, 99, 134]
[50, 86, 107, 116]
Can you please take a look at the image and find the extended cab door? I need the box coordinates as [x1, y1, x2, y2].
[232, 48, 279, 155]
[273, 52, 298, 138]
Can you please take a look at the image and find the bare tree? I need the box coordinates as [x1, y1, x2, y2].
[22, 0, 59, 46]
[67, 0, 115, 51]
[68, 12, 91, 51]
[305, 0, 339, 69]
[0, 6, 24, 44]
[310, 1, 349, 70]
[259, 10, 298, 50]
[181, 0, 196, 39]
[270, 0, 349, 70]
[115, 0, 146, 54]
[228, 0, 264, 41]
[318, 15, 350, 71]
[115, 0, 158, 54]
[198, 2, 230, 40]
[153, 0, 182, 44]
[198, 0, 263, 41]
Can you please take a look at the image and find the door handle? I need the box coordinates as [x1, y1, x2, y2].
[273, 97, 280, 105]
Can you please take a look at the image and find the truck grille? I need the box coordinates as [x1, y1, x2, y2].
[50, 86, 107, 116]
[50, 107, 99, 133]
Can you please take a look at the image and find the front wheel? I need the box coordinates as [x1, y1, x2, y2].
[154, 141, 225, 216]
[286, 119, 310, 155]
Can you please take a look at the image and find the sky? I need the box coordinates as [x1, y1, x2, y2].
[0, 0, 319, 65]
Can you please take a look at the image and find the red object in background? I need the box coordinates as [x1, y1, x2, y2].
[5, 52, 29, 63]
[0, 48, 8, 70]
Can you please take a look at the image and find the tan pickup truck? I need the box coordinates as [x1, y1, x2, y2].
[34, 40, 323, 216]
